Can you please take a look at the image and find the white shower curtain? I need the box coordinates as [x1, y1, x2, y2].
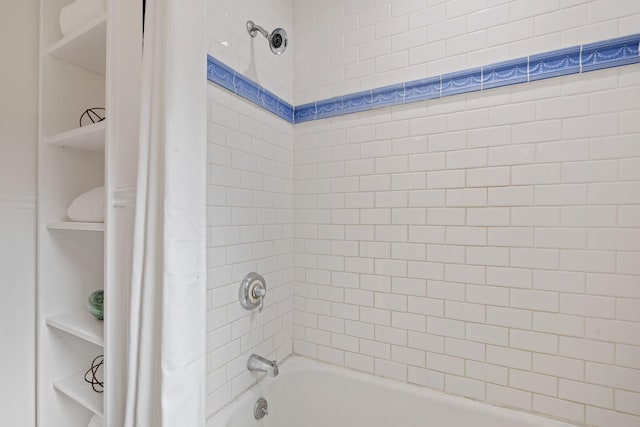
[125, 0, 207, 425]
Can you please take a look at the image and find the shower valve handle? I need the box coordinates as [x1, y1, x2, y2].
[253, 283, 266, 313]
[239, 272, 268, 313]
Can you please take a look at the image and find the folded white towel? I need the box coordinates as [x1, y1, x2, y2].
[59, 0, 106, 37]
[67, 186, 104, 223]
[88, 413, 103, 427]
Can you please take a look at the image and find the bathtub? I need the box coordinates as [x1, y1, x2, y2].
[208, 356, 572, 427]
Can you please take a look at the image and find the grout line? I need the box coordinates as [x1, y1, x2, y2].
[232, 72, 237, 95]
[579, 44, 583, 74]
[402, 82, 406, 104]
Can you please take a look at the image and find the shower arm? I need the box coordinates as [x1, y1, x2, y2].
[246, 20, 269, 39]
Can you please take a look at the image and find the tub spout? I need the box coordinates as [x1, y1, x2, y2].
[247, 354, 279, 377]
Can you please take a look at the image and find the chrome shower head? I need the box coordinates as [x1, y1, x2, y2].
[246, 20, 288, 55]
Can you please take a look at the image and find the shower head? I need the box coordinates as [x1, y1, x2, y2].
[246, 20, 288, 55]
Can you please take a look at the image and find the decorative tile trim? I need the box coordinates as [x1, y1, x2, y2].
[207, 55, 294, 123]
[483, 58, 528, 90]
[582, 34, 640, 73]
[206, 34, 640, 124]
[441, 67, 482, 97]
[316, 97, 343, 120]
[529, 46, 581, 81]
[372, 83, 405, 108]
[342, 90, 373, 115]
[404, 76, 440, 104]
[293, 102, 316, 123]
[207, 56, 235, 93]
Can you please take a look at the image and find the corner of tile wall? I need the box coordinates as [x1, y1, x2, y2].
[205, 82, 295, 417]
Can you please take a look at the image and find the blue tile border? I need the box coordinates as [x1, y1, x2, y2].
[207, 55, 295, 123]
[441, 67, 482, 97]
[404, 76, 440, 104]
[293, 102, 316, 123]
[316, 97, 343, 120]
[342, 90, 373, 115]
[372, 83, 405, 108]
[483, 57, 528, 90]
[206, 33, 640, 124]
[582, 34, 640, 73]
[207, 57, 235, 93]
[529, 46, 581, 81]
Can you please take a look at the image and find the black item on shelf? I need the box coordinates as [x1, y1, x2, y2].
[84, 355, 104, 393]
[79, 108, 106, 127]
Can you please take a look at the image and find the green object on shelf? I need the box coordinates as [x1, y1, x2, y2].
[87, 290, 104, 320]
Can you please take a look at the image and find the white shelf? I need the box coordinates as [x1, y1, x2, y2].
[45, 121, 105, 152]
[47, 222, 105, 232]
[47, 311, 104, 347]
[48, 13, 107, 75]
[53, 373, 104, 417]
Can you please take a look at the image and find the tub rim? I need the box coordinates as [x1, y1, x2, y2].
[207, 355, 574, 427]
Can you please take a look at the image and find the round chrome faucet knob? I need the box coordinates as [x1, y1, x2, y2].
[239, 272, 267, 313]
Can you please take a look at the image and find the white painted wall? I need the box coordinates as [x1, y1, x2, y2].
[0, 0, 38, 195]
[0, 0, 38, 425]
[292, 1, 640, 426]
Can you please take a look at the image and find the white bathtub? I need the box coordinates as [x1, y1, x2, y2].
[208, 356, 572, 427]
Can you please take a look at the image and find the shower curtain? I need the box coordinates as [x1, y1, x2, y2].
[125, 0, 206, 425]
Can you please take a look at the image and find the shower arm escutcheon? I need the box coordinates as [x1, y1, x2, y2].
[246, 20, 269, 39]
[239, 272, 267, 313]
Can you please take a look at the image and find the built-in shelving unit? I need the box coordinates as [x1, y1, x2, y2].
[37, 1, 141, 426]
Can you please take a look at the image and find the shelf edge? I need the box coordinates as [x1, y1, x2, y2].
[44, 121, 106, 150]
[47, 311, 104, 347]
[46, 221, 105, 232]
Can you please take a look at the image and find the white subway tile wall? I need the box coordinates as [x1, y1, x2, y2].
[293, 0, 640, 104]
[287, 2, 640, 424]
[206, 84, 294, 416]
[293, 63, 640, 425]
[206, 0, 640, 424]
